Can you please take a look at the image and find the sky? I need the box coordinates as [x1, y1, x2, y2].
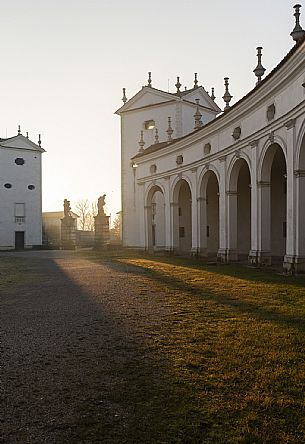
[0, 0, 299, 223]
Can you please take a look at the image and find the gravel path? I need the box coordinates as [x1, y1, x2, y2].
[0, 251, 185, 444]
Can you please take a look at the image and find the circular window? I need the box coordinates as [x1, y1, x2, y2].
[15, 158, 25, 165]
[4, 183, 12, 189]
[28, 185, 35, 190]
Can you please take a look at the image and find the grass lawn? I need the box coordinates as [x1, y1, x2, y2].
[82, 249, 305, 443]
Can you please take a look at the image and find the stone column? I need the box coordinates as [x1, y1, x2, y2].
[295, 170, 305, 270]
[257, 181, 272, 265]
[190, 168, 199, 255]
[170, 202, 179, 253]
[163, 177, 172, 253]
[248, 140, 260, 265]
[226, 191, 238, 261]
[197, 196, 207, 256]
[217, 156, 228, 262]
[283, 119, 302, 272]
[144, 204, 152, 251]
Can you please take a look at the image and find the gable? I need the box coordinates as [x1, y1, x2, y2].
[0, 135, 45, 152]
[116, 86, 177, 114]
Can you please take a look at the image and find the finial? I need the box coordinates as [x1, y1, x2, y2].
[175, 76, 181, 94]
[166, 117, 173, 141]
[154, 128, 159, 144]
[147, 72, 152, 87]
[253, 47, 266, 85]
[222, 77, 232, 111]
[18, 125, 21, 135]
[138, 130, 145, 152]
[185, 86, 187, 91]
[26, 132, 29, 139]
[194, 99, 203, 130]
[194, 73, 198, 89]
[122, 88, 127, 103]
[291, 4, 305, 42]
[211, 88, 216, 101]
[38, 134, 41, 147]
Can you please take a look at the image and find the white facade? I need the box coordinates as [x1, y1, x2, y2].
[0, 134, 44, 249]
[117, 11, 305, 272]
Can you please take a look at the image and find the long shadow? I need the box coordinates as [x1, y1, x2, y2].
[104, 258, 305, 334]
[0, 251, 205, 444]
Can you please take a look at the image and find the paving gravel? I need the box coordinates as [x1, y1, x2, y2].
[0, 251, 185, 444]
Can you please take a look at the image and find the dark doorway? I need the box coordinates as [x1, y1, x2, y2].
[15, 231, 25, 250]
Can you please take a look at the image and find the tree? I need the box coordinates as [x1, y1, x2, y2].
[74, 199, 97, 231]
[110, 213, 121, 240]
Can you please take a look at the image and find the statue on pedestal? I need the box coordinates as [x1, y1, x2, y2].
[61, 198, 76, 249]
[94, 194, 110, 249]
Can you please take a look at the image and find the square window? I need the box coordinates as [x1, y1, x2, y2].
[179, 227, 185, 238]
[144, 120, 155, 130]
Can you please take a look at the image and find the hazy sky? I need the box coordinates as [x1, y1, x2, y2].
[0, 0, 298, 221]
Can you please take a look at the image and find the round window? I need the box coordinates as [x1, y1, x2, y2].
[28, 185, 35, 190]
[15, 158, 25, 165]
[4, 183, 12, 189]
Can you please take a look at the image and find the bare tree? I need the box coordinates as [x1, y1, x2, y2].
[110, 213, 121, 240]
[86, 201, 98, 231]
[74, 199, 90, 230]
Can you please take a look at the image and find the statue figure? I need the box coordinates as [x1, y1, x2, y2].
[63, 199, 71, 218]
[97, 194, 106, 215]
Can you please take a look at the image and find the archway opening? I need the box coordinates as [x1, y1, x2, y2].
[237, 161, 251, 259]
[205, 171, 219, 257]
[260, 143, 287, 262]
[173, 179, 192, 253]
[146, 186, 165, 251]
[228, 158, 251, 261]
[271, 148, 287, 259]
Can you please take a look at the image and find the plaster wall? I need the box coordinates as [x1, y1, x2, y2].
[0, 147, 42, 248]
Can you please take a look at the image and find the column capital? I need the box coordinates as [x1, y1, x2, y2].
[197, 197, 206, 202]
[285, 118, 296, 130]
[294, 169, 305, 177]
[170, 202, 179, 207]
[257, 180, 271, 187]
[226, 190, 238, 196]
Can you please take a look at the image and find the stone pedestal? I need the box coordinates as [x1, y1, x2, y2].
[283, 255, 305, 274]
[248, 250, 272, 267]
[61, 216, 76, 250]
[94, 213, 110, 249]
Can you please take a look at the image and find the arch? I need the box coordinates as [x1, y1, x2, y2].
[258, 138, 287, 182]
[296, 124, 305, 258]
[227, 158, 251, 260]
[145, 184, 165, 251]
[198, 169, 220, 258]
[296, 119, 305, 168]
[296, 118, 305, 170]
[197, 163, 220, 197]
[172, 178, 192, 253]
[259, 143, 287, 262]
[170, 173, 193, 204]
[226, 152, 252, 192]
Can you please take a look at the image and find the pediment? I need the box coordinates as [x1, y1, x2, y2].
[115, 86, 176, 114]
[0, 135, 45, 152]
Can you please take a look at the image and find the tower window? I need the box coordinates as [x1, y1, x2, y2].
[15, 158, 25, 165]
[144, 120, 155, 130]
[28, 185, 35, 190]
[4, 183, 12, 189]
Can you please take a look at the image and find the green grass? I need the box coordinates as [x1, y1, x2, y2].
[80, 249, 305, 443]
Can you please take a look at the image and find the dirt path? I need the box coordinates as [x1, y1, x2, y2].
[0, 251, 187, 444]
